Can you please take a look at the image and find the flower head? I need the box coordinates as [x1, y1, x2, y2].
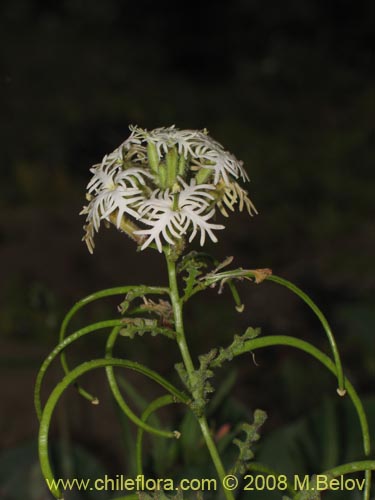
[134, 179, 225, 252]
[81, 125, 256, 253]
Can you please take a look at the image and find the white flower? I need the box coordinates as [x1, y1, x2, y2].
[125, 125, 249, 184]
[81, 125, 256, 254]
[84, 173, 148, 229]
[87, 159, 118, 193]
[188, 133, 249, 184]
[83, 159, 152, 229]
[88, 160, 152, 195]
[134, 180, 225, 252]
[81, 160, 151, 252]
[81, 187, 144, 251]
[101, 188, 145, 225]
[129, 125, 200, 159]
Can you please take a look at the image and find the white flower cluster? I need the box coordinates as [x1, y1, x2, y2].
[81, 126, 257, 253]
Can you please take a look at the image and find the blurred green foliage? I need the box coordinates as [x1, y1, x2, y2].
[0, 0, 374, 498]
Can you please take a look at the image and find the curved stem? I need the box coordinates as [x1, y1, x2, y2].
[203, 270, 345, 395]
[165, 252, 235, 500]
[214, 335, 371, 500]
[35, 319, 124, 419]
[268, 274, 345, 395]
[105, 327, 180, 439]
[39, 357, 189, 499]
[322, 461, 375, 499]
[58, 286, 169, 402]
[136, 394, 177, 475]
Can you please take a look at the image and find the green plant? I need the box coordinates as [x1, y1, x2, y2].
[35, 126, 374, 499]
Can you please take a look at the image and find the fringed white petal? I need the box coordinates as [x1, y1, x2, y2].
[134, 181, 224, 252]
[81, 125, 255, 253]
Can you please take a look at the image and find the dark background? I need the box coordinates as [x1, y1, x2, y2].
[0, 0, 374, 498]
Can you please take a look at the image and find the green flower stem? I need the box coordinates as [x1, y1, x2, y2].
[322, 461, 375, 499]
[216, 335, 371, 500]
[204, 269, 345, 395]
[58, 286, 169, 402]
[35, 319, 124, 419]
[246, 462, 296, 496]
[36, 320, 183, 438]
[105, 327, 180, 439]
[216, 335, 370, 457]
[136, 394, 177, 475]
[268, 274, 345, 395]
[39, 358, 189, 499]
[166, 253, 235, 500]
[36, 318, 174, 420]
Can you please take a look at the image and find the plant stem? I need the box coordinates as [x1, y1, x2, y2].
[228, 335, 371, 460]
[136, 395, 177, 475]
[202, 269, 346, 395]
[58, 285, 169, 402]
[323, 461, 374, 500]
[35, 319, 124, 419]
[219, 335, 371, 500]
[39, 357, 189, 499]
[165, 253, 235, 500]
[105, 326, 179, 439]
[325, 460, 375, 475]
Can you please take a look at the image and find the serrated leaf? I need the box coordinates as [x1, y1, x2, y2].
[175, 350, 217, 416]
[230, 409, 267, 475]
[177, 251, 210, 300]
[211, 328, 262, 368]
[244, 326, 261, 339]
[119, 317, 174, 339]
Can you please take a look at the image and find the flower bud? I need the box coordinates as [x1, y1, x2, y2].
[195, 167, 213, 184]
[147, 142, 159, 173]
[178, 154, 186, 176]
[158, 164, 167, 188]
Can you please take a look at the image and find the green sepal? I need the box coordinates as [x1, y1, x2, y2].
[158, 164, 167, 188]
[147, 142, 159, 173]
[195, 167, 213, 184]
[166, 146, 178, 187]
[178, 153, 186, 176]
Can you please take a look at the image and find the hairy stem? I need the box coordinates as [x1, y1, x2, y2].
[166, 252, 235, 500]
